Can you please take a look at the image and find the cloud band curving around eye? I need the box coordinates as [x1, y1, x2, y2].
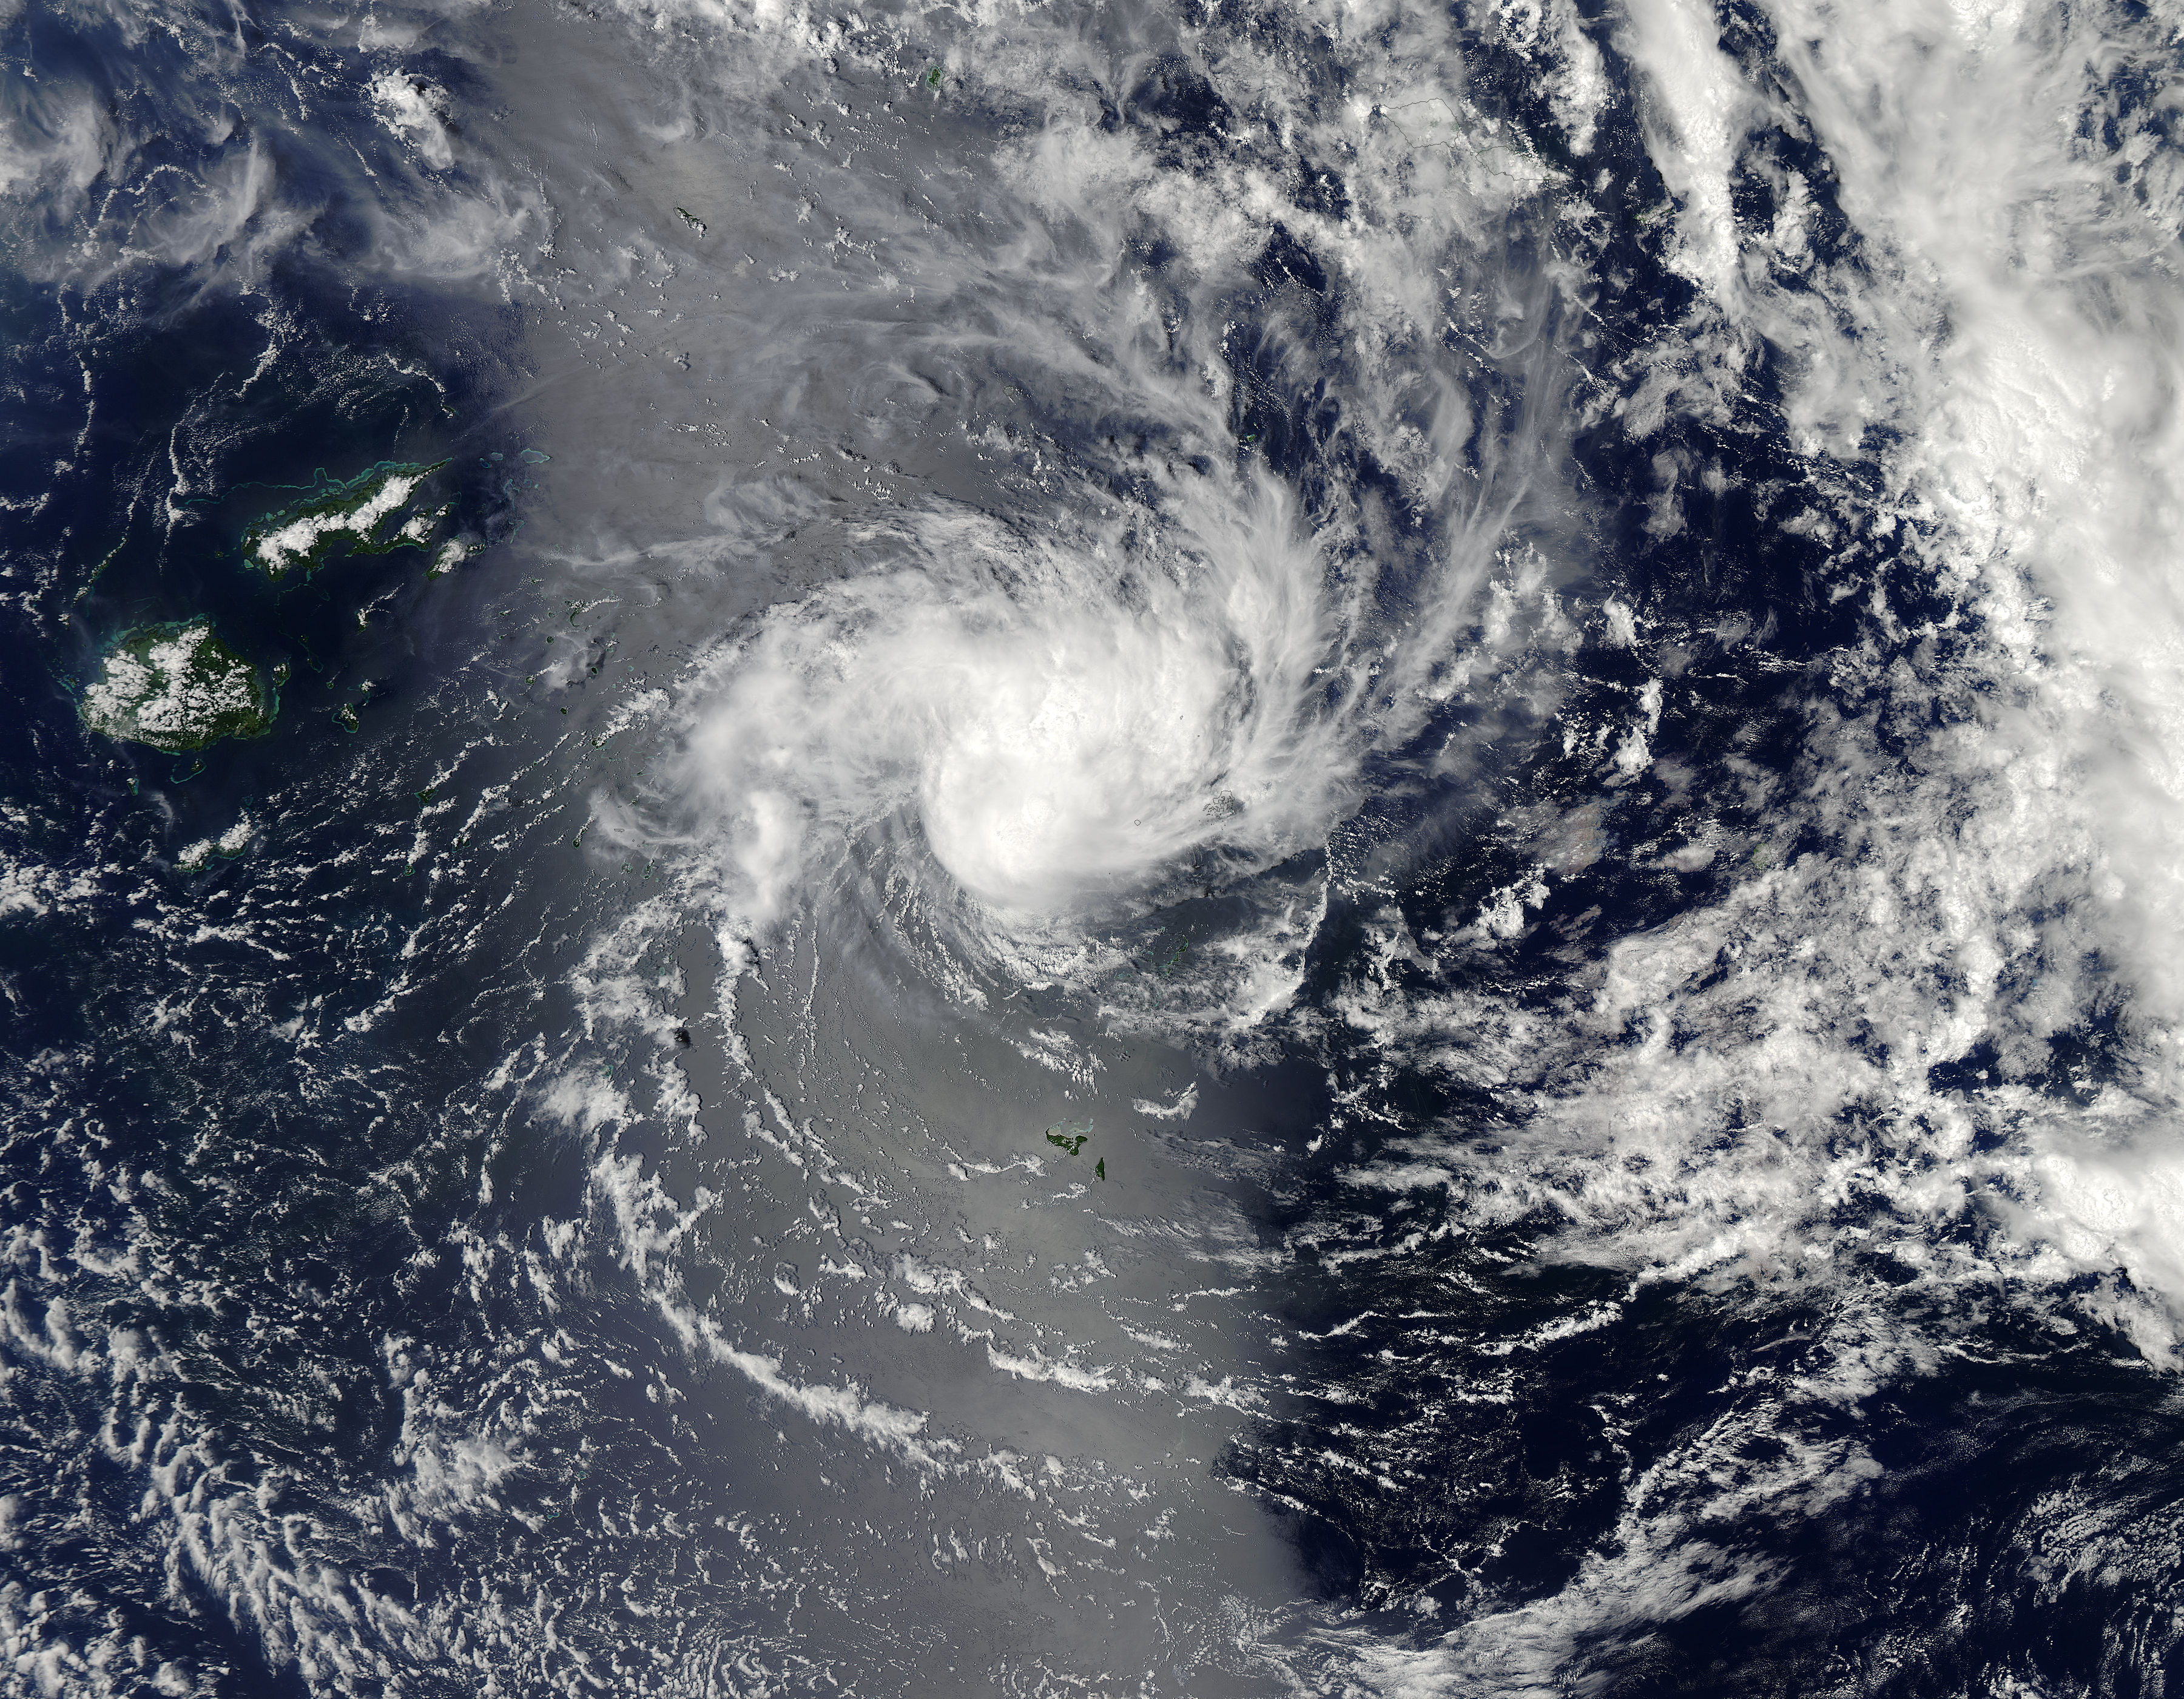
[653, 473, 1352, 940]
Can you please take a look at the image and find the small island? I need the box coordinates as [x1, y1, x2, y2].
[243, 461, 449, 581]
[79, 620, 276, 752]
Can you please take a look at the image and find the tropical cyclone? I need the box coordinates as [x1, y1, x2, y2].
[14, 0, 2184, 1692]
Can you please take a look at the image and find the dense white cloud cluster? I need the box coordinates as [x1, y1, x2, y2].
[669, 485, 1345, 922]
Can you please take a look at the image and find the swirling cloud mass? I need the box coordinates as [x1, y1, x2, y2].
[10, 0, 2184, 1694]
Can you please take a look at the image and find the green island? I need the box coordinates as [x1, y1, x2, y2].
[177, 816, 257, 871]
[1045, 1120, 1093, 1157]
[242, 461, 450, 581]
[427, 538, 478, 579]
[78, 620, 277, 753]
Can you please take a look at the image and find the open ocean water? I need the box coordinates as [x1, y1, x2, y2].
[9, 0, 2184, 1693]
